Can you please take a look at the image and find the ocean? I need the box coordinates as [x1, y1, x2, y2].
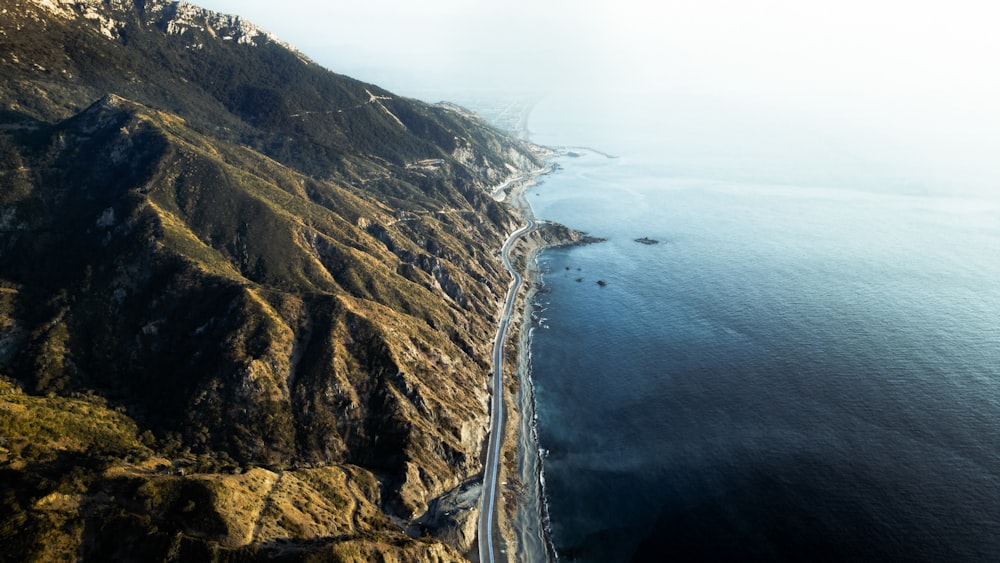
[520, 94, 1000, 561]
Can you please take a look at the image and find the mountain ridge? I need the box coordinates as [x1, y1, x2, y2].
[0, 0, 549, 559]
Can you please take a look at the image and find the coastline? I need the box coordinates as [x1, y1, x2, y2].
[415, 155, 583, 561]
[493, 165, 603, 562]
[509, 233, 555, 563]
[499, 186, 552, 563]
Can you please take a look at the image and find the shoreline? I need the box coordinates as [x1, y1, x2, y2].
[480, 109, 607, 559]
[494, 163, 602, 562]
[471, 157, 552, 563]
[502, 185, 553, 563]
[510, 236, 557, 563]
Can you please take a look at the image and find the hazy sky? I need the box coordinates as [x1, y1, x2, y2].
[194, 0, 999, 100]
[196, 0, 1000, 194]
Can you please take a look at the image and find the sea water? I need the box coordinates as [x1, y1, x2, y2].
[524, 95, 1000, 561]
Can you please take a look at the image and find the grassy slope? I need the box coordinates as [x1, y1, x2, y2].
[0, 376, 465, 561]
[0, 1, 547, 558]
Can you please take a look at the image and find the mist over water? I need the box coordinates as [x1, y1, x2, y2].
[524, 93, 1000, 560]
[527, 86, 1000, 200]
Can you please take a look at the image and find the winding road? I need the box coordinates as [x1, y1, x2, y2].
[478, 217, 536, 563]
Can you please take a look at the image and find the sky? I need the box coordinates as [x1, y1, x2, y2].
[193, 0, 1000, 101]
[196, 0, 1000, 195]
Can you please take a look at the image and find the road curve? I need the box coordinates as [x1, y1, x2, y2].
[479, 217, 536, 563]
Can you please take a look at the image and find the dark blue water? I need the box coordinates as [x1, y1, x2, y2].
[526, 144, 1000, 561]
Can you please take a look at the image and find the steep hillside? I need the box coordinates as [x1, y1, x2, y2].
[0, 0, 547, 559]
[0, 375, 466, 561]
[0, 0, 538, 182]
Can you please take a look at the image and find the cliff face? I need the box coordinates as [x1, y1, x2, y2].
[0, 0, 542, 559]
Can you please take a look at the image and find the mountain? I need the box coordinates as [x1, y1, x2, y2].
[0, 0, 546, 559]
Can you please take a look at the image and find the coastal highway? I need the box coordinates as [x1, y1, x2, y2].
[479, 217, 536, 563]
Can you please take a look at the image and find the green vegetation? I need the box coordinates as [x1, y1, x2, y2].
[0, 0, 546, 559]
[0, 375, 464, 560]
[0, 0, 538, 561]
[0, 375, 151, 560]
